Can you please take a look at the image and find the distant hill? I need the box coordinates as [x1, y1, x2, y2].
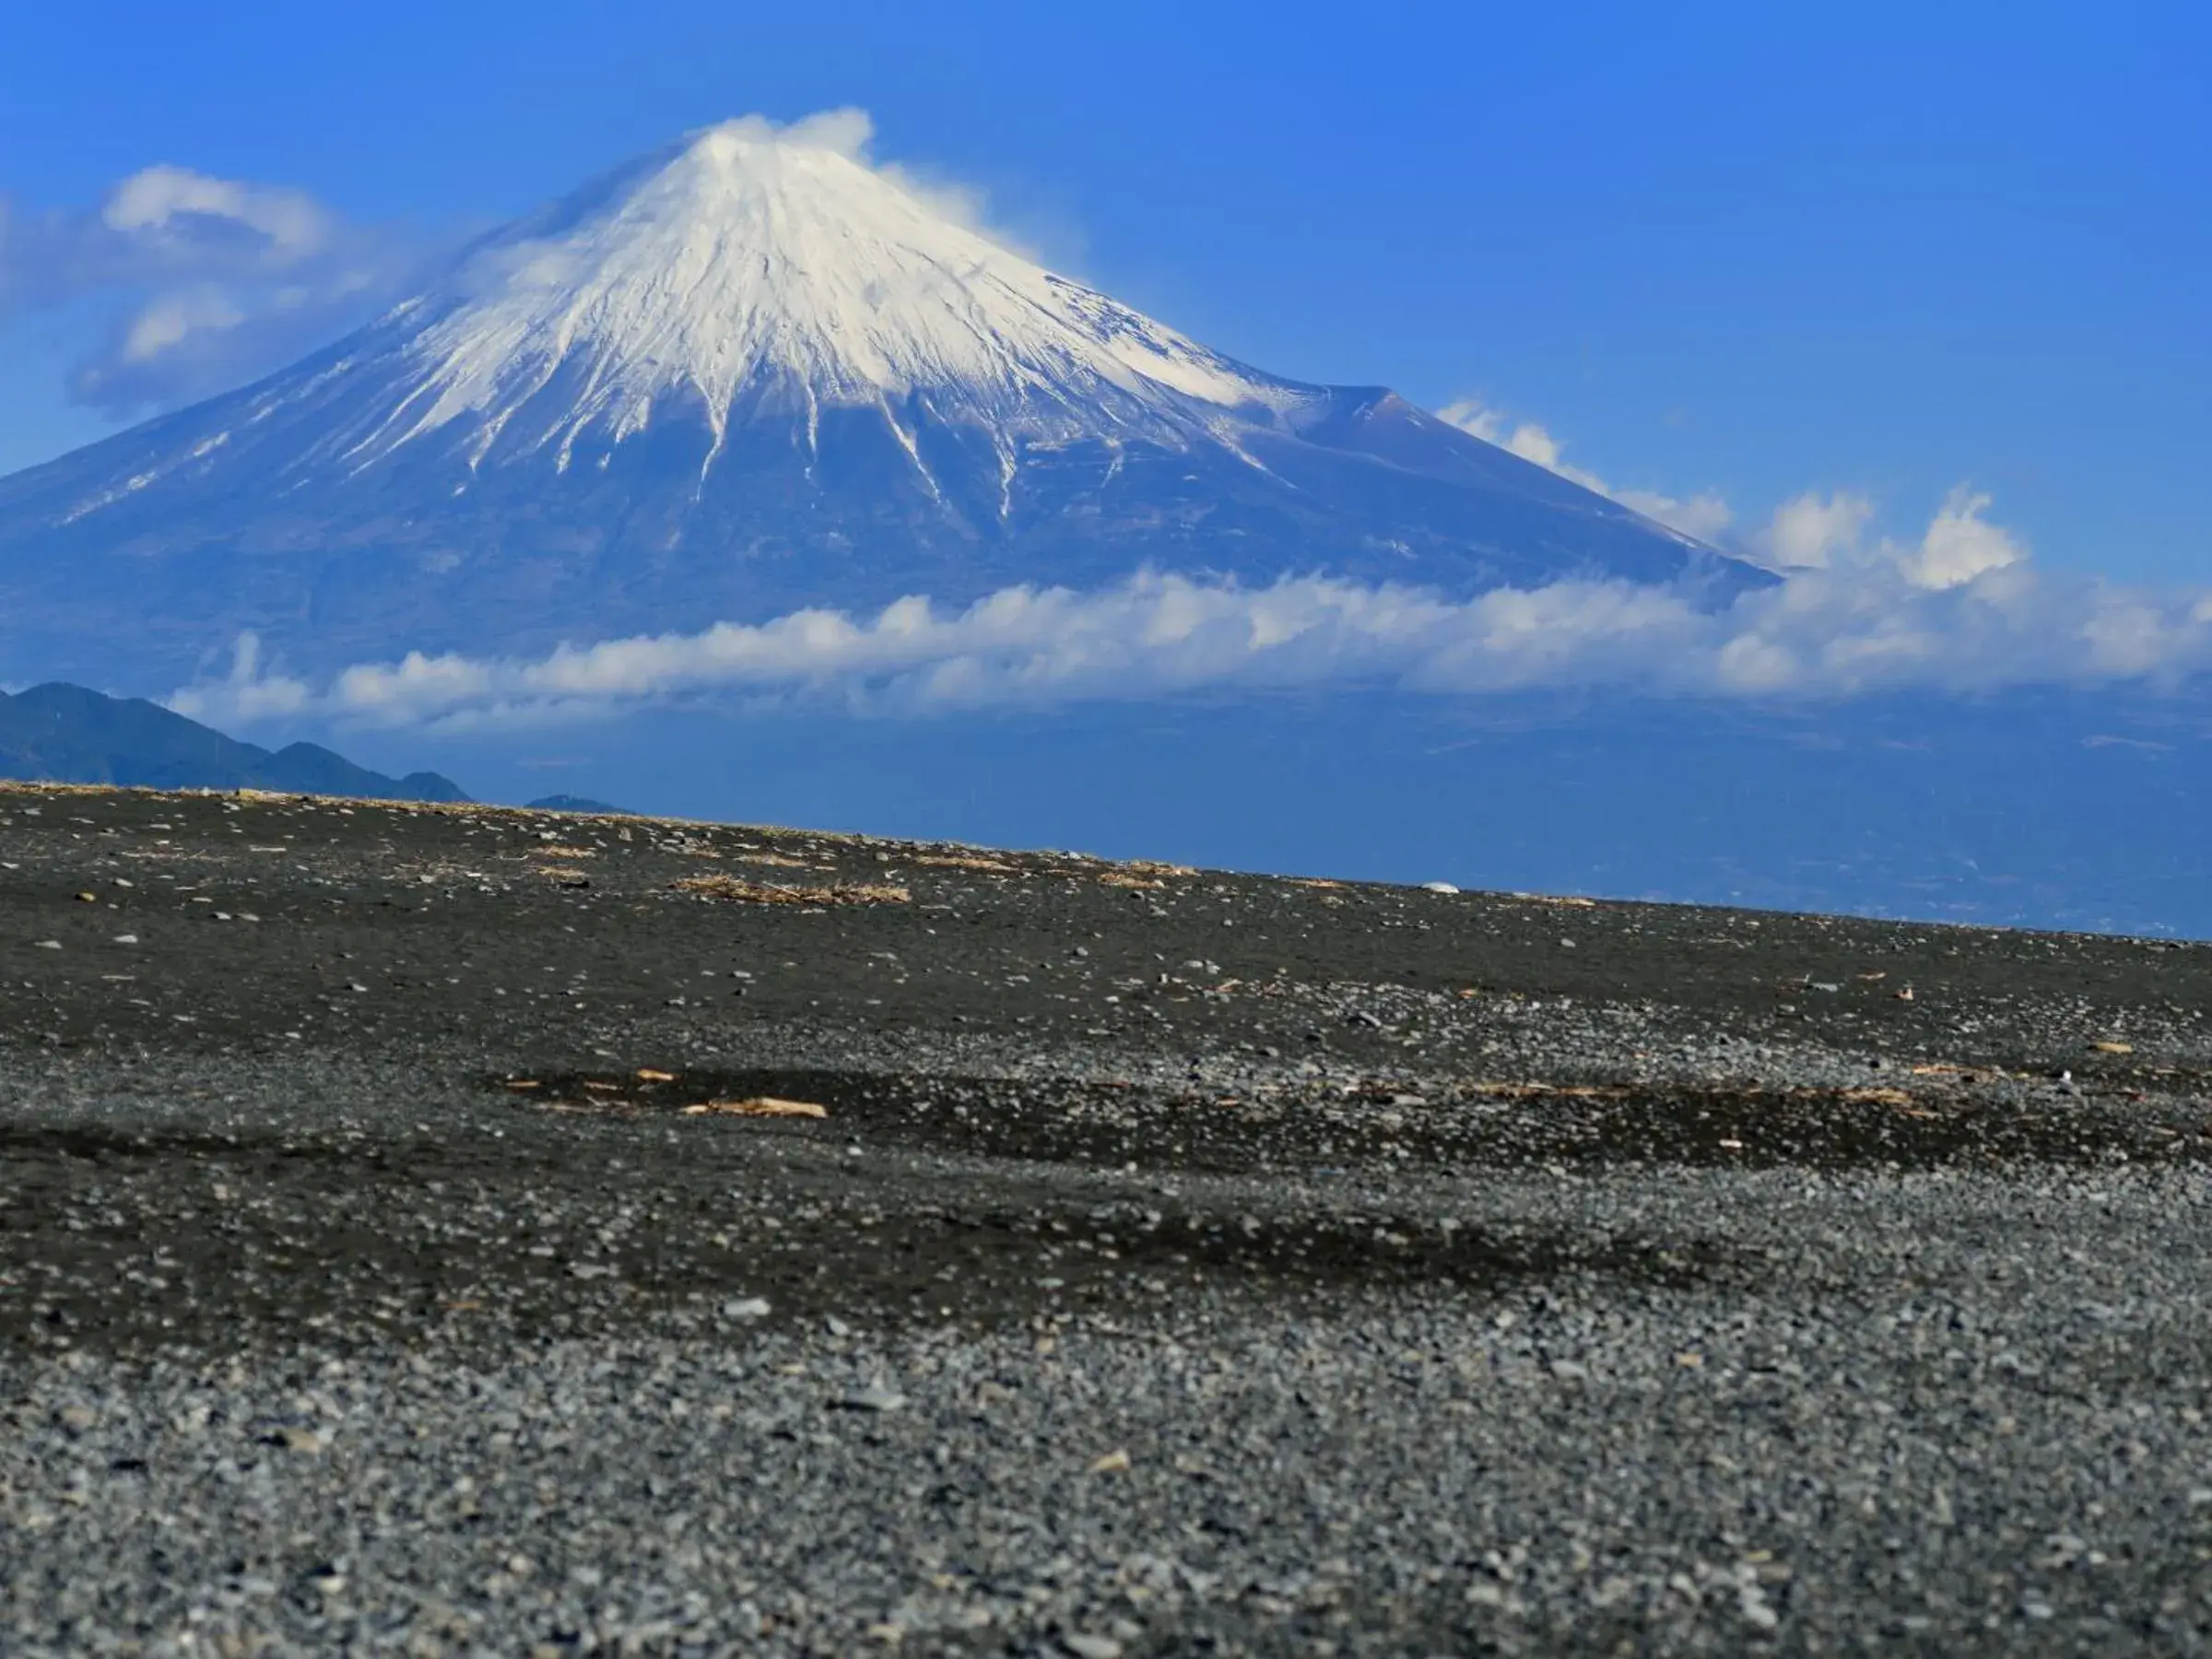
[526, 794, 632, 815]
[0, 682, 467, 803]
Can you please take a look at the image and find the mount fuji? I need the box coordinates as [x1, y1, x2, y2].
[0, 116, 1764, 688]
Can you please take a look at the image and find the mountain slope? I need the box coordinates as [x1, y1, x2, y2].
[0, 118, 1767, 688]
[0, 683, 466, 801]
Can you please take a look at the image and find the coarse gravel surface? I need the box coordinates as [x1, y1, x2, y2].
[2, 782, 2210, 1655]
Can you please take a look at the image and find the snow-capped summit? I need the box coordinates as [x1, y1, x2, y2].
[0, 112, 1765, 687]
[321, 112, 1309, 486]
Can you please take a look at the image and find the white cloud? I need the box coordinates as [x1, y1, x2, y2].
[1616, 487, 1734, 544]
[115, 286, 248, 363]
[1758, 490, 1876, 569]
[1900, 486, 2027, 589]
[170, 489, 2212, 734]
[1436, 400, 2034, 595]
[681, 108, 1062, 270]
[1437, 398, 1735, 543]
[187, 633, 315, 724]
[1749, 485, 2024, 592]
[0, 162, 425, 416]
[1437, 400, 1579, 477]
[752, 107, 877, 159]
[100, 165, 334, 257]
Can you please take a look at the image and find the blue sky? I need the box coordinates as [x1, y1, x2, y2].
[1, 0, 2206, 582]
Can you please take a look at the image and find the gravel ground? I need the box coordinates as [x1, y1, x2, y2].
[2, 782, 2210, 1656]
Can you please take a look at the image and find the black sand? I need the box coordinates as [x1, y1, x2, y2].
[2, 782, 2209, 1654]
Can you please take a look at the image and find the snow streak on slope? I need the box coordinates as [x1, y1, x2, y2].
[335, 111, 1305, 476]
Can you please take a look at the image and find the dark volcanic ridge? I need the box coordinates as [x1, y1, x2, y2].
[0, 681, 465, 802]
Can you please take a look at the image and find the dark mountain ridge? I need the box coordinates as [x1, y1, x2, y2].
[0, 682, 466, 802]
